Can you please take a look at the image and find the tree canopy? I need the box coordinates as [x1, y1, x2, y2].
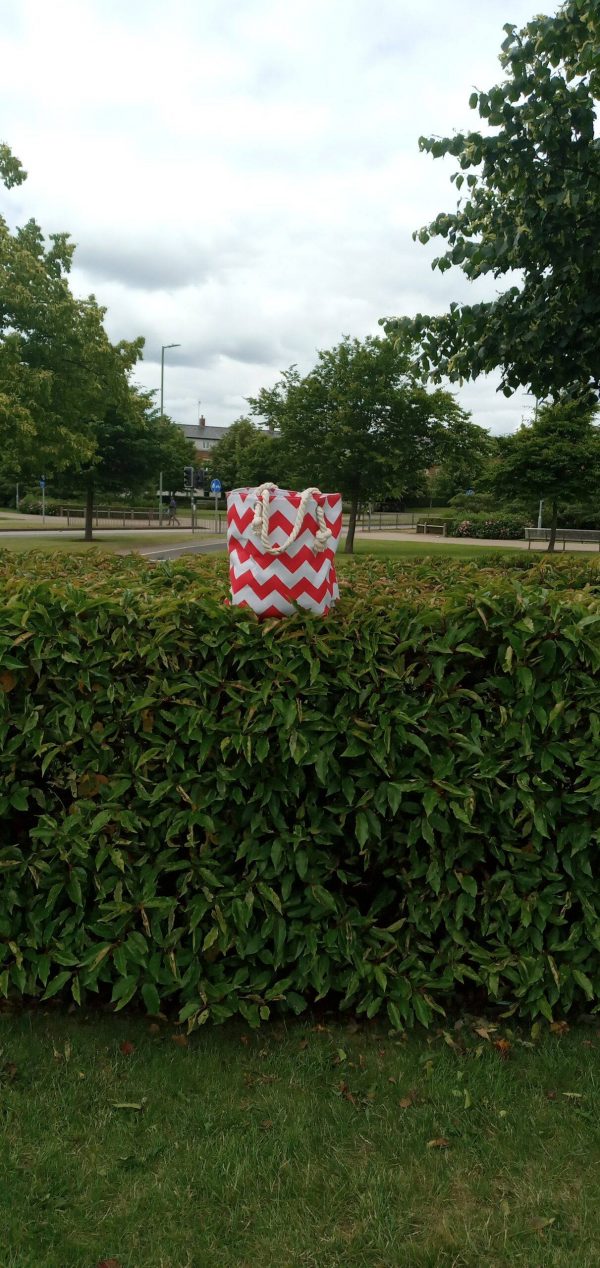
[248, 335, 470, 551]
[1, 141, 194, 535]
[492, 400, 600, 549]
[383, 1, 600, 403]
[207, 418, 282, 492]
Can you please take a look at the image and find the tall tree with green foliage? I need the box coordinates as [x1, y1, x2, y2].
[207, 418, 282, 491]
[383, 2, 600, 403]
[248, 335, 467, 552]
[0, 142, 150, 514]
[493, 401, 600, 550]
[77, 401, 196, 540]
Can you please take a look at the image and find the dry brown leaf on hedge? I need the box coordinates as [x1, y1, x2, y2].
[0, 671, 16, 693]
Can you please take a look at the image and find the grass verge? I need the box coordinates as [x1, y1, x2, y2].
[1, 1012, 599, 1267]
[0, 532, 200, 554]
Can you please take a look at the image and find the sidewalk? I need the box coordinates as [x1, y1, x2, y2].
[355, 530, 600, 553]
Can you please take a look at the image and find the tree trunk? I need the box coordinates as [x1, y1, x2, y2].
[84, 479, 94, 542]
[547, 498, 558, 553]
[345, 493, 359, 554]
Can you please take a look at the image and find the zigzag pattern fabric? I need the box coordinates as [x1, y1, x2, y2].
[227, 487, 343, 616]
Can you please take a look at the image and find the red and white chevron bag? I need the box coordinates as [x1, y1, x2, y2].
[227, 483, 343, 616]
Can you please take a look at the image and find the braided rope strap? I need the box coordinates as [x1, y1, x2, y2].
[251, 483, 332, 556]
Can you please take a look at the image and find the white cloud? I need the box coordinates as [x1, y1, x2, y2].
[1, 0, 537, 434]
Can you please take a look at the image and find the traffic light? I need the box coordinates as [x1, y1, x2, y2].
[183, 466, 194, 491]
[194, 468, 205, 491]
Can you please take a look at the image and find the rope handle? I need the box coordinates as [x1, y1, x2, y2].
[251, 483, 332, 556]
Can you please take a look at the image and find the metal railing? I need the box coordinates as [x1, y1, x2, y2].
[355, 511, 418, 531]
[1, 505, 227, 534]
[525, 527, 600, 551]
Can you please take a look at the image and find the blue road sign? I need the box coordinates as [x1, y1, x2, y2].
[210, 479, 222, 495]
[39, 479, 46, 489]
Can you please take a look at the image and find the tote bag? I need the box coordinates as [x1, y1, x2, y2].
[227, 483, 343, 617]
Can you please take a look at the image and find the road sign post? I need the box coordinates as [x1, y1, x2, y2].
[39, 478, 46, 528]
[210, 479, 222, 533]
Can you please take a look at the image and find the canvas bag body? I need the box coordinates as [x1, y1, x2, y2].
[227, 485, 343, 616]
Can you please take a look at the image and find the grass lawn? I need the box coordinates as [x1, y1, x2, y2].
[1, 1012, 599, 1267]
[0, 532, 199, 554]
[350, 538, 517, 560]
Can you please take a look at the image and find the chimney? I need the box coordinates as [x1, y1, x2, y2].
[198, 414, 206, 430]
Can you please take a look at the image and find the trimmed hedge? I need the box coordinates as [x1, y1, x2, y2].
[417, 513, 525, 539]
[1, 551, 600, 1031]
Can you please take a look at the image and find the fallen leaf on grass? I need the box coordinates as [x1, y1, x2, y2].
[1, 1062, 17, 1082]
[546, 1090, 557, 1100]
[260, 1119, 273, 1131]
[473, 1025, 497, 1041]
[298, 1038, 309, 1051]
[493, 1039, 511, 1059]
[562, 1091, 583, 1100]
[111, 1102, 144, 1111]
[550, 1021, 569, 1036]
[96, 1260, 122, 1268]
[399, 1096, 413, 1109]
[119, 1041, 135, 1056]
[172, 1033, 188, 1048]
[148, 1023, 161, 1036]
[528, 1216, 555, 1232]
[427, 1138, 450, 1149]
[240, 1034, 251, 1047]
[339, 1080, 357, 1105]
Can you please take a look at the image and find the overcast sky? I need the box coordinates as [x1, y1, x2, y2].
[1, 0, 540, 435]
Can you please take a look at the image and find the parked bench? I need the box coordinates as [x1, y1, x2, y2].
[416, 522, 447, 536]
[525, 527, 600, 551]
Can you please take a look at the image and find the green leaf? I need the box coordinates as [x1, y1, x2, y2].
[142, 982, 161, 1015]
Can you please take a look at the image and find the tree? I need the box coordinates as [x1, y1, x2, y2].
[248, 335, 466, 552]
[383, 2, 600, 403]
[0, 142, 148, 512]
[492, 400, 600, 550]
[76, 401, 196, 540]
[207, 418, 282, 491]
[428, 416, 494, 503]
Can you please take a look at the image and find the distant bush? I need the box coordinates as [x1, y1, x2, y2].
[17, 494, 65, 516]
[448, 514, 525, 539]
[0, 552, 599, 1030]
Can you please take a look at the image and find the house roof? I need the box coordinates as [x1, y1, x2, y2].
[181, 424, 229, 442]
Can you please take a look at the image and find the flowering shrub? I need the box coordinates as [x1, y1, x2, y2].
[447, 515, 525, 539]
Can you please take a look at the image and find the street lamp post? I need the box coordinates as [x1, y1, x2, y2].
[159, 343, 180, 527]
[160, 343, 180, 418]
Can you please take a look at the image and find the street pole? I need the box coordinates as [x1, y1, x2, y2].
[15, 482, 19, 511]
[214, 490, 219, 533]
[160, 342, 180, 418]
[537, 499, 544, 530]
[159, 470, 163, 527]
[42, 483, 46, 528]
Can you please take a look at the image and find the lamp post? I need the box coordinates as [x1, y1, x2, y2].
[159, 343, 180, 526]
[160, 343, 180, 418]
